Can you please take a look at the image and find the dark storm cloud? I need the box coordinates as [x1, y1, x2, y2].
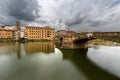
[65, 16, 85, 26]
[8, 0, 40, 22]
[86, 20, 106, 27]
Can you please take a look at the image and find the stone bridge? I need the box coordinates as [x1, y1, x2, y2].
[60, 32, 120, 49]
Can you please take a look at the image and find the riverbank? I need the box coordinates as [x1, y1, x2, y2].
[88, 39, 120, 47]
[0, 39, 53, 43]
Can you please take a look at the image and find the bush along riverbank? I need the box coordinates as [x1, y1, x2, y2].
[88, 39, 120, 47]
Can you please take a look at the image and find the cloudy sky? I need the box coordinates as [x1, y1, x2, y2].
[0, 0, 120, 31]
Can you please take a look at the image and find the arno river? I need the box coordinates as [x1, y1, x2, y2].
[0, 42, 120, 80]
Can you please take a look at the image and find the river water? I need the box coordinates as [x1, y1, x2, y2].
[0, 42, 120, 80]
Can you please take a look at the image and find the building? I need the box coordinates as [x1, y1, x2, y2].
[20, 30, 25, 39]
[55, 28, 77, 37]
[14, 21, 21, 40]
[0, 22, 21, 40]
[66, 30, 77, 36]
[0, 29, 13, 39]
[0, 25, 15, 39]
[25, 26, 55, 40]
[55, 30, 67, 36]
[0, 25, 16, 30]
[16, 21, 20, 31]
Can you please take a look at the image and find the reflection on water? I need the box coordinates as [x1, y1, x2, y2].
[0, 42, 86, 80]
[0, 42, 120, 80]
[87, 46, 120, 79]
[0, 43, 16, 55]
[0, 42, 55, 59]
[24, 42, 54, 54]
[61, 48, 119, 80]
[0, 42, 13, 47]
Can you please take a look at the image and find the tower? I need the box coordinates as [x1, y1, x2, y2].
[16, 21, 20, 40]
[68, 28, 70, 32]
[16, 21, 20, 31]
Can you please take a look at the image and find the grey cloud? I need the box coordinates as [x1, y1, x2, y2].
[65, 16, 85, 26]
[39, 20, 47, 24]
[36, 19, 47, 24]
[108, 0, 120, 8]
[86, 20, 106, 27]
[8, 0, 40, 22]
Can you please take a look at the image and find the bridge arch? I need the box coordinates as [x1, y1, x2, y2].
[59, 36, 63, 46]
[59, 32, 120, 49]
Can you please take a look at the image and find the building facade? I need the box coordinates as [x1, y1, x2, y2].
[0, 29, 13, 39]
[25, 26, 55, 40]
[20, 30, 25, 39]
[0, 22, 21, 40]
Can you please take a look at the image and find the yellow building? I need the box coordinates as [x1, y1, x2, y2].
[0, 29, 13, 39]
[25, 26, 55, 40]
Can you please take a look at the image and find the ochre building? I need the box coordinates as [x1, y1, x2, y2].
[0, 29, 13, 39]
[25, 26, 55, 40]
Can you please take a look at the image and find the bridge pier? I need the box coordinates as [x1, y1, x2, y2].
[61, 42, 88, 49]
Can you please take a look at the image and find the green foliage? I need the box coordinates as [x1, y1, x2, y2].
[0, 39, 16, 42]
[27, 39, 52, 42]
[93, 39, 105, 42]
[117, 33, 120, 43]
